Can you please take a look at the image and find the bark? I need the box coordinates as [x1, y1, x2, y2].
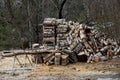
[58, 0, 67, 19]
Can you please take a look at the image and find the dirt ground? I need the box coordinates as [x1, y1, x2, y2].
[0, 51, 120, 80]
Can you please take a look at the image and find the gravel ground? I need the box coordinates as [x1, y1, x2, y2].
[0, 51, 120, 80]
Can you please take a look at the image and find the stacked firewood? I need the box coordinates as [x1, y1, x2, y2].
[37, 18, 120, 65]
[43, 18, 57, 49]
[56, 19, 68, 49]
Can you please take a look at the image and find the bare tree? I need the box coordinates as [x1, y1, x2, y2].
[5, 0, 22, 38]
[58, 0, 67, 18]
[50, 0, 67, 18]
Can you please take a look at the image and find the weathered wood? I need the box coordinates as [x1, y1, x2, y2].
[100, 56, 107, 61]
[43, 18, 57, 26]
[78, 51, 85, 56]
[56, 19, 66, 24]
[80, 30, 86, 40]
[69, 26, 75, 35]
[43, 52, 55, 63]
[62, 49, 73, 53]
[66, 37, 72, 45]
[94, 57, 100, 62]
[84, 42, 92, 49]
[100, 46, 109, 52]
[73, 43, 83, 53]
[32, 43, 39, 49]
[78, 54, 88, 62]
[3, 18, 119, 65]
[90, 36, 98, 48]
[32, 54, 43, 64]
[54, 53, 61, 65]
[69, 52, 78, 63]
[69, 41, 78, 50]
[2, 50, 56, 57]
[61, 55, 69, 65]
[87, 54, 94, 63]
[107, 50, 113, 59]
[46, 56, 55, 65]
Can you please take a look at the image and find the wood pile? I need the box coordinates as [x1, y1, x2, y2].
[43, 18, 57, 49]
[41, 18, 120, 65]
[2, 18, 120, 66]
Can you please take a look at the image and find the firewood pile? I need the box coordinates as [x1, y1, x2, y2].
[34, 18, 120, 65]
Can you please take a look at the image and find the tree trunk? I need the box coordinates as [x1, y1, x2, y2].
[58, 0, 67, 19]
[6, 0, 22, 39]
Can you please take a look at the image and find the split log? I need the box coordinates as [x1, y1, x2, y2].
[103, 40, 108, 46]
[94, 52, 102, 62]
[62, 49, 78, 63]
[57, 24, 68, 28]
[44, 31, 54, 35]
[43, 18, 57, 26]
[66, 37, 72, 45]
[100, 46, 109, 52]
[54, 53, 61, 65]
[59, 41, 66, 47]
[71, 33, 76, 39]
[94, 57, 100, 62]
[68, 52, 78, 63]
[62, 49, 73, 53]
[107, 50, 113, 59]
[90, 36, 98, 48]
[73, 43, 83, 53]
[43, 26, 55, 29]
[75, 37, 80, 43]
[46, 56, 55, 65]
[94, 52, 102, 57]
[80, 30, 86, 40]
[43, 37, 55, 41]
[61, 55, 69, 65]
[114, 47, 120, 55]
[84, 49, 89, 56]
[43, 52, 55, 63]
[78, 52, 88, 62]
[87, 54, 94, 63]
[79, 24, 84, 30]
[69, 34, 73, 40]
[78, 51, 85, 56]
[56, 29, 68, 33]
[32, 43, 39, 49]
[56, 19, 66, 24]
[100, 56, 107, 61]
[69, 41, 78, 50]
[69, 26, 75, 35]
[84, 42, 92, 49]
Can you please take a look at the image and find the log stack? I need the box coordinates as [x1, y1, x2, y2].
[2, 18, 119, 66]
[43, 18, 57, 49]
[41, 18, 120, 65]
[56, 19, 69, 49]
[42, 51, 69, 66]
